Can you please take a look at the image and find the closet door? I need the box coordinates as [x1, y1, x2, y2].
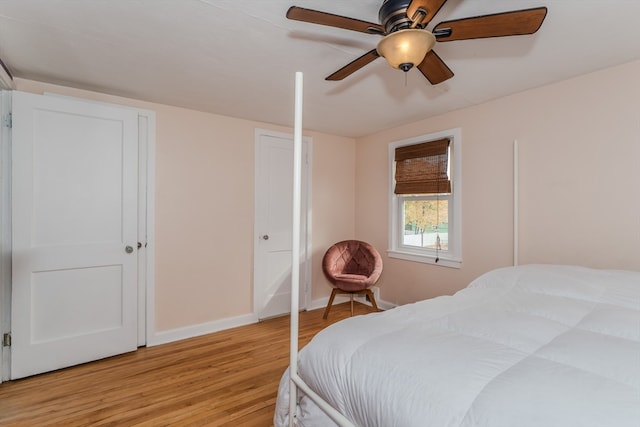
[254, 130, 310, 319]
[11, 91, 139, 379]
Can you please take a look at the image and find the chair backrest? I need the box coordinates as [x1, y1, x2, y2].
[322, 240, 383, 285]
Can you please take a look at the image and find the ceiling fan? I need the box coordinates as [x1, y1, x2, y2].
[286, 0, 547, 84]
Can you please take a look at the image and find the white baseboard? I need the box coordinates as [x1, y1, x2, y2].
[377, 300, 397, 310]
[148, 312, 259, 347]
[353, 286, 397, 310]
[307, 294, 351, 311]
[148, 289, 398, 347]
[309, 286, 397, 312]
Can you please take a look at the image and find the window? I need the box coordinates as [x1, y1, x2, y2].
[388, 129, 461, 267]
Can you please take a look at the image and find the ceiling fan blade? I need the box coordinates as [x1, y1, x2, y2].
[407, 0, 448, 27]
[433, 7, 547, 41]
[326, 49, 380, 81]
[416, 50, 454, 85]
[287, 6, 385, 35]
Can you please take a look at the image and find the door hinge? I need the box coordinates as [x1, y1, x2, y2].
[2, 112, 11, 128]
[2, 332, 10, 347]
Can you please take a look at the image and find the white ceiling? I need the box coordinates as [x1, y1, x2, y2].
[1, 0, 639, 138]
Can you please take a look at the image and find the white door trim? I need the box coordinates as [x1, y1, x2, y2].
[253, 128, 312, 318]
[303, 140, 313, 312]
[0, 91, 156, 381]
[136, 111, 156, 347]
[0, 90, 12, 382]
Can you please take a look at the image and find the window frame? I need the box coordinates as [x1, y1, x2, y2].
[388, 128, 462, 268]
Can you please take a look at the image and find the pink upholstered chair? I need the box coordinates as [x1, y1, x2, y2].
[322, 240, 383, 319]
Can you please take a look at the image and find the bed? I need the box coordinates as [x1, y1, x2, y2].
[274, 264, 640, 426]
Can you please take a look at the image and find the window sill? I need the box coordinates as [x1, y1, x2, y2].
[387, 249, 462, 269]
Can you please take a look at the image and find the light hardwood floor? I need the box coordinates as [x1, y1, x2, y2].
[0, 302, 376, 426]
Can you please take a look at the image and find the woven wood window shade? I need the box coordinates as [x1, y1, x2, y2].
[394, 138, 451, 194]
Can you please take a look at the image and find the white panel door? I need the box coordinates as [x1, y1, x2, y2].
[254, 131, 310, 320]
[11, 91, 139, 379]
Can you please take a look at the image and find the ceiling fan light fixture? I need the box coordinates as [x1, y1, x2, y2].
[376, 29, 436, 72]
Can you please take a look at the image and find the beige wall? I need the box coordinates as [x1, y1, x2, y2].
[13, 78, 355, 332]
[309, 133, 357, 301]
[355, 60, 640, 305]
[13, 59, 640, 332]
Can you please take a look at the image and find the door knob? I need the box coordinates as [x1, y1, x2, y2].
[125, 245, 134, 254]
[262, 235, 269, 240]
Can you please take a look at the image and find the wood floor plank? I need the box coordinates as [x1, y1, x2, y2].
[0, 302, 376, 426]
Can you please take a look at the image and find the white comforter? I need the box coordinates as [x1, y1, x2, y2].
[274, 265, 640, 427]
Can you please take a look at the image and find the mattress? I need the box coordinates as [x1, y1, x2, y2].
[274, 264, 640, 426]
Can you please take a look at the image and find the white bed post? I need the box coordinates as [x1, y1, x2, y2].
[289, 71, 304, 426]
[287, 72, 355, 427]
[513, 139, 519, 266]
